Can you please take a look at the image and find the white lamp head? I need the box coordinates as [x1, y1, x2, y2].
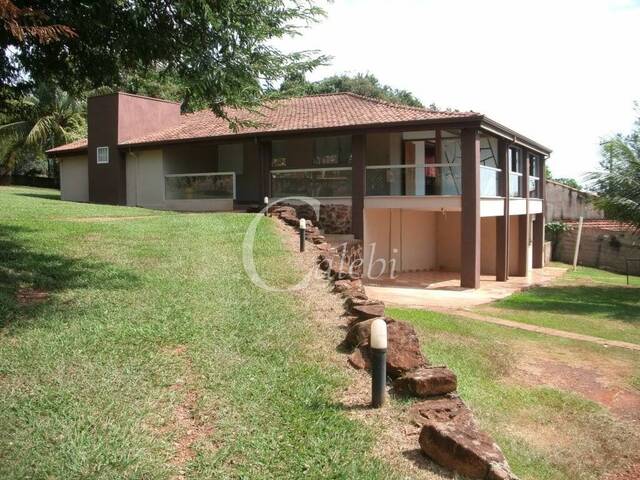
[263, 196, 269, 204]
[299, 218, 306, 229]
[370, 318, 387, 349]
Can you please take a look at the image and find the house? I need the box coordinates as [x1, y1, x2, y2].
[47, 92, 551, 289]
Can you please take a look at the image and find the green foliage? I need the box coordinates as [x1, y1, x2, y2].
[0, 84, 85, 175]
[2, 1, 328, 116]
[277, 72, 426, 108]
[545, 221, 569, 237]
[553, 177, 581, 189]
[590, 103, 640, 230]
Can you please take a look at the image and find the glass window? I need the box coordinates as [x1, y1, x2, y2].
[218, 143, 243, 174]
[314, 135, 352, 166]
[509, 147, 522, 173]
[529, 153, 540, 177]
[479, 135, 499, 168]
[96, 146, 109, 164]
[271, 140, 287, 168]
[440, 130, 461, 165]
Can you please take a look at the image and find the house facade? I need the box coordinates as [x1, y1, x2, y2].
[48, 92, 551, 289]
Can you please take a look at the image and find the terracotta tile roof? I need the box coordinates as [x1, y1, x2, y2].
[47, 93, 480, 153]
[565, 219, 635, 232]
[121, 93, 479, 146]
[47, 138, 88, 154]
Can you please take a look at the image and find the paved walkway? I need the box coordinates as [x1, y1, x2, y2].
[443, 309, 640, 352]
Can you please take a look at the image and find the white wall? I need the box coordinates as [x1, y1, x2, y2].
[126, 150, 165, 209]
[59, 155, 89, 202]
[364, 208, 440, 276]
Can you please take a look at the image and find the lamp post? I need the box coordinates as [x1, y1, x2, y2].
[370, 318, 387, 408]
[263, 196, 269, 216]
[299, 218, 306, 252]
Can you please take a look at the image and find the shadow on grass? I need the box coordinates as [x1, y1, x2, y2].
[497, 285, 640, 322]
[0, 224, 139, 329]
[15, 192, 61, 201]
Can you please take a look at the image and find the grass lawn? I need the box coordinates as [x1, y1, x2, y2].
[387, 306, 640, 480]
[0, 187, 396, 479]
[475, 265, 640, 345]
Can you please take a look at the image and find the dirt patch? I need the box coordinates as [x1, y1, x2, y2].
[16, 287, 49, 305]
[605, 463, 640, 480]
[163, 345, 214, 480]
[514, 346, 640, 422]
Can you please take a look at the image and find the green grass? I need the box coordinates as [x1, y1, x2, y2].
[387, 307, 640, 480]
[476, 264, 640, 345]
[0, 187, 395, 479]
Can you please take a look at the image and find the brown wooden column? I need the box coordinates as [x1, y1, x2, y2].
[532, 156, 546, 268]
[461, 128, 481, 288]
[258, 140, 272, 199]
[495, 139, 510, 281]
[517, 149, 530, 276]
[351, 134, 366, 240]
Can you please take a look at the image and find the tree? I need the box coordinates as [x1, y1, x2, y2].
[2, 1, 327, 117]
[553, 177, 581, 190]
[278, 72, 427, 108]
[0, 84, 85, 175]
[590, 105, 640, 230]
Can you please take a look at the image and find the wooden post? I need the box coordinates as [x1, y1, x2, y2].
[496, 139, 510, 281]
[351, 134, 366, 240]
[572, 216, 584, 271]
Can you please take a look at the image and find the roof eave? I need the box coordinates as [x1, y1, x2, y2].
[118, 115, 485, 150]
[480, 117, 552, 156]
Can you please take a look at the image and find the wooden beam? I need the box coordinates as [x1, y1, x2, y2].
[496, 139, 510, 281]
[351, 134, 366, 240]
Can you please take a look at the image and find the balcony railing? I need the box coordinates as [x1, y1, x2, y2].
[509, 172, 523, 197]
[480, 165, 501, 197]
[366, 164, 462, 196]
[164, 172, 236, 200]
[271, 167, 352, 197]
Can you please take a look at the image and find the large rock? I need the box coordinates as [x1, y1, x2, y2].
[346, 296, 385, 319]
[412, 396, 518, 480]
[394, 366, 457, 397]
[348, 320, 427, 378]
[344, 317, 394, 349]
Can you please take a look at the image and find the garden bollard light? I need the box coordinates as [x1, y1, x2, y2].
[299, 218, 306, 252]
[263, 196, 269, 216]
[370, 318, 387, 408]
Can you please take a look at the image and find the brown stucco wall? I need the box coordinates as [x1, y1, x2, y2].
[87, 93, 181, 205]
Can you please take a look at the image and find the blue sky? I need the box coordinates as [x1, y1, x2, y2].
[276, 0, 640, 181]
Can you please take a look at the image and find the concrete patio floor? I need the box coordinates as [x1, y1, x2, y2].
[363, 266, 567, 309]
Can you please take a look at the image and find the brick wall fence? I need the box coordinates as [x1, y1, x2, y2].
[555, 225, 640, 275]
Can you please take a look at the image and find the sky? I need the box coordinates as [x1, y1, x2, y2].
[274, 0, 640, 181]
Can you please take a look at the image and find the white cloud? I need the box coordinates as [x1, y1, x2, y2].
[275, 0, 640, 180]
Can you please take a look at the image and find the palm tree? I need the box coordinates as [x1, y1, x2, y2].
[590, 131, 640, 231]
[0, 85, 86, 176]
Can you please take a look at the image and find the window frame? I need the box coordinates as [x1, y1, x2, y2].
[313, 135, 352, 167]
[96, 146, 109, 165]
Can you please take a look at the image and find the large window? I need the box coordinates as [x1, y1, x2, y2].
[313, 135, 352, 166]
[271, 139, 287, 168]
[528, 153, 541, 198]
[165, 172, 236, 200]
[479, 134, 500, 196]
[509, 147, 523, 197]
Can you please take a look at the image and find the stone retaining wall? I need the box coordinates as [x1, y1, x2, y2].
[283, 203, 352, 235]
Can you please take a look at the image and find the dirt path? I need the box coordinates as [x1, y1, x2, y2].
[443, 308, 640, 352]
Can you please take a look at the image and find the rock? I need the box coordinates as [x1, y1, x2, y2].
[409, 394, 469, 427]
[393, 366, 457, 397]
[412, 396, 518, 480]
[350, 302, 385, 319]
[333, 279, 353, 293]
[344, 317, 394, 349]
[347, 320, 427, 378]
